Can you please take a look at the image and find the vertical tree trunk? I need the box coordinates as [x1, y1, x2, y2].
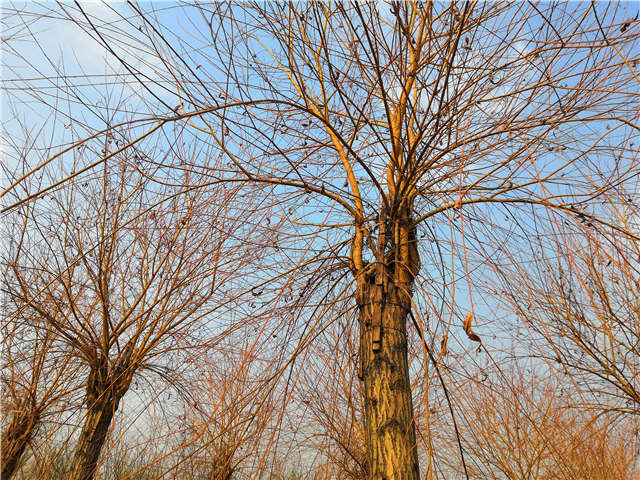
[2, 410, 37, 479]
[69, 399, 117, 480]
[69, 361, 130, 480]
[356, 269, 420, 479]
[354, 208, 421, 480]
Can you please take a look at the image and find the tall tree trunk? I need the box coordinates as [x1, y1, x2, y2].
[69, 361, 130, 480]
[69, 399, 117, 480]
[2, 409, 38, 479]
[355, 216, 420, 480]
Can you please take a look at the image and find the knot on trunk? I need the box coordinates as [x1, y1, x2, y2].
[376, 418, 402, 435]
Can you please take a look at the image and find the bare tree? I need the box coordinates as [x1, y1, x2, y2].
[440, 364, 639, 479]
[3, 1, 640, 478]
[1, 307, 78, 480]
[497, 207, 640, 417]
[169, 346, 276, 480]
[1, 147, 82, 479]
[2, 134, 265, 480]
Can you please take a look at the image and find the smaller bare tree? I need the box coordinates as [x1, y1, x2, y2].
[170, 346, 275, 480]
[5, 138, 264, 480]
[1, 201, 81, 480]
[440, 364, 639, 479]
[498, 209, 640, 417]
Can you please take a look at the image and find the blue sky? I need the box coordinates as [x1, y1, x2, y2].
[2, 2, 181, 166]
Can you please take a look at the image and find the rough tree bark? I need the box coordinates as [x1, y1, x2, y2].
[69, 359, 131, 480]
[1, 407, 39, 479]
[354, 207, 420, 480]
